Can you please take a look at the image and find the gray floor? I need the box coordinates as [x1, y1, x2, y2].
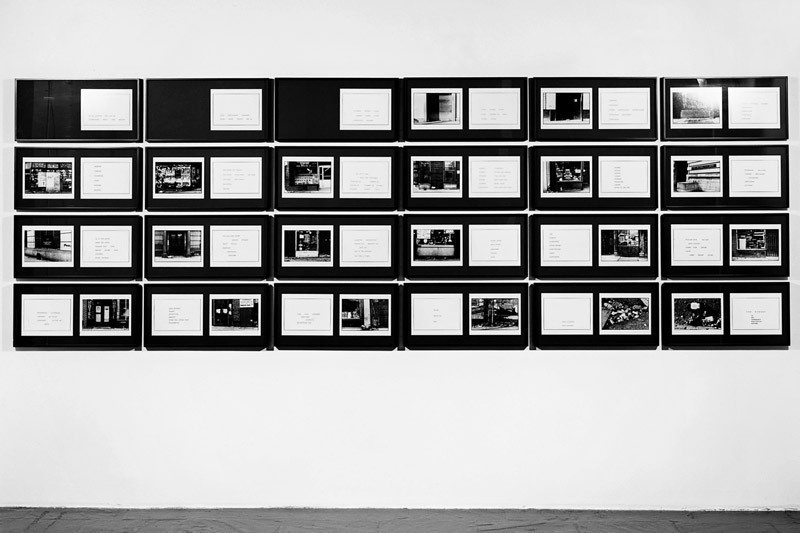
[1, 508, 800, 532]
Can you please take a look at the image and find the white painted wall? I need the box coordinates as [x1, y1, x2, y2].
[1, 0, 799, 509]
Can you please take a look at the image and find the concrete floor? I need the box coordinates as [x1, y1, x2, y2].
[1, 508, 799, 532]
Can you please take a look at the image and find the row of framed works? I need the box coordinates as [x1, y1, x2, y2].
[12, 282, 789, 350]
[15, 77, 788, 142]
[13, 214, 790, 280]
[13, 145, 789, 212]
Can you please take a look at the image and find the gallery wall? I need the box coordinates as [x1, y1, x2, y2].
[1, 0, 800, 509]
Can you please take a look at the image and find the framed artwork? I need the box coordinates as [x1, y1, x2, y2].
[660, 145, 788, 210]
[531, 214, 658, 279]
[145, 147, 271, 211]
[275, 78, 401, 142]
[531, 145, 657, 210]
[16, 79, 142, 142]
[662, 282, 789, 348]
[15, 147, 142, 211]
[13, 283, 142, 349]
[14, 215, 142, 280]
[530, 77, 657, 141]
[404, 146, 527, 211]
[146, 78, 272, 142]
[661, 77, 788, 140]
[274, 215, 399, 280]
[275, 147, 399, 211]
[531, 282, 659, 349]
[661, 214, 789, 279]
[144, 215, 271, 280]
[404, 215, 528, 280]
[144, 284, 272, 350]
[274, 283, 399, 350]
[404, 78, 528, 141]
[403, 283, 529, 350]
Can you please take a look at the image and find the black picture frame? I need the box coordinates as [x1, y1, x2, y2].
[274, 215, 399, 280]
[660, 145, 789, 210]
[14, 215, 142, 280]
[531, 282, 659, 349]
[660, 214, 789, 279]
[145, 147, 271, 211]
[403, 282, 529, 350]
[144, 215, 272, 280]
[274, 78, 402, 142]
[146, 78, 273, 142]
[403, 77, 528, 142]
[14, 147, 143, 211]
[274, 283, 400, 350]
[661, 282, 789, 348]
[404, 215, 528, 280]
[531, 145, 657, 210]
[13, 283, 143, 349]
[16, 79, 143, 142]
[530, 77, 657, 141]
[661, 77, 788, 141]
[274, 147, 400, 211]
[144, 284, 272, 350]
[403, 146, 527, 211]
[530, 214, 659, 279]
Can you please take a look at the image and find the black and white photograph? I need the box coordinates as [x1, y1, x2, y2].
[209, 295, 261, 336]
[730, 225, 781, 265]
[670, 87, 722, 128]
[339, 295, 391, 336]
[153, 158, 204, 198]
[282, 226, 334, 266]
[541, 157, 591, 196]
[541, 88, 592, 128]
[22, 158, 74, 199]
[672, 294, 723, 334]
[410, 225, 463, 266]
[152, 226, 204, 267]
[469, 294, 520, 335]
[79, 295, 131, 336]
[411, 88, 463, 129]
[21, 225, 74, 267]
[671, 156, 722, 197]
[599, 294, 651, 335]
[410, 157, 462, 197]
[282, 157, 334, 198]
[599, 226, 649, 265]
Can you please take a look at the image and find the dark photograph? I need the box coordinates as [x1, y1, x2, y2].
[154, 160, 203, 197]
[600, 296, 650, 334]
[411, 158, 461, 196]
[599, 228, 649, 264]
[672, 157, 722, 195]
[730, 228, 780, 263]
[210, 296, 260, 335]
[411, 227, 462, 265]
[282, 158, 333, 197]
[411, 89, 462, 128]
[671, 88, 722, 126]
[23, 159, 73, 197]
[673, 296, 723, 332]
[152, 227, 203, 266]
[340, 296, 390, 334]
[542, 158, 591, 195]
[282, 227, 333, 265]
[22, 226, 73, 266]
[541, 89, 591, 127]
[470, 296, 520, 334]
[80, 296, 131, 335]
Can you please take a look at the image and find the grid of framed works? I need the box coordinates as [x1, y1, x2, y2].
[12, 76, 790, 349]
